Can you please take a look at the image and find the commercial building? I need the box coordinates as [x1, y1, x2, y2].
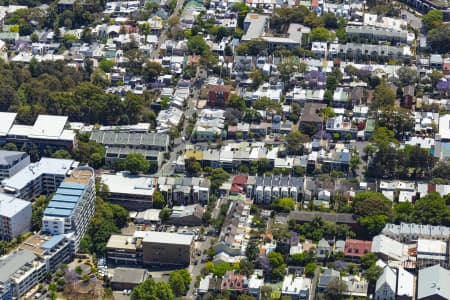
[106, 231, 194, 266]
[111, 267, 147, 290]
[1, 157, 76, 201]
[101, 172, 156, 210]
[139, 231, 193, 266]
[0, 150, 30, 180]
[0, 193, 32, 241]
[0, 112, 76, 150]
[42, 166, 95, 252]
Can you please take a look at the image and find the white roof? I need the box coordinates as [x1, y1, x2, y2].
[7, 124, 32, 136]
[0, 112, 16, 136]
[101, 173, 155, 196]
[417, 239, 447, 258]
[0, 193, 30, 218]
[134, 230, 193, 246]
[396, 267, 414, 298]
[2, 158, 74, 191]
[29, 115, 68, 139]
[372, 235, 407, 261]
[439, 114, 450, 140]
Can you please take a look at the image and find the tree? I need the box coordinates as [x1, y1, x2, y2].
[209, 168, 230, 192]
[428, 24, 450, 53]
[357, 215, 388, 238]
[122, 153, 150, 174]
[185, 157, 202, 174]
[353, 192, 392, 218]
[153, 190, 166, 209]
[433, 161, 450, 179]
[370, 127, 398, 148]
[142, 61, 162, 82]
[169, 270, 191, 296]
[246, 242, 260, 261]
[422, 10, 443, 31]
[393, 202, 414, 223]
[396, 66, 418, 87]
[285, 130, 310, 155]
[253, 97, 282, 114]
[260, 286, 273, 300]
[52, 149, 72, 159]
[226, 94, 246, 111]
[373, 82, 396, 109]
[349, 153, 361, 176]
[272, 197, 296, 212]
[364, 265, 382, 287]
[159, 207, 171, 221]
[2, 143, 18, 151]
[187, 35, 209, 55]
[412, 193, 450, 226]
[249, 69, 264, 89]
[239, 259, 255, 276]
[99, 59, 114, 73]
[327, 278, 347, 299]
[305, 262, 317, 277]
[131, 278, 174, 300]
[360, 252, 378, 270]
[310, 26, 332, 41]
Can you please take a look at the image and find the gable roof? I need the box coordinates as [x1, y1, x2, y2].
[418, 265, 450, 300]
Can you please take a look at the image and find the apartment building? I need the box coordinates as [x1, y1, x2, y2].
[1, 157, 76, 201]
[90, 130, 170, 152]
[0, 193, 31, 241]
[0, 234, 73, 299]
[382, 223, 450, 243]
[0, 249, 46, 300]
[0, 150, 30, 180]
[346, 25, 413, 45]
[42, 166, 96, 253]
[250, 175, 304, 204]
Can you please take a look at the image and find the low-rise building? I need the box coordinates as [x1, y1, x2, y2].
[281, 274, 311, 300]
[111, 267, 147, 290]
[417, 264, 450, 300]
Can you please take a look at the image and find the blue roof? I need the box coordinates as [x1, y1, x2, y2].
[51, 194, 79, 203]
[43, 183, 87, 219]
[43, 207, 72, 217]
[47, 201, 77, 210]
[56, 188, 83, 196]
[59, 182, 86, 190]
[41, 235, 65, 250]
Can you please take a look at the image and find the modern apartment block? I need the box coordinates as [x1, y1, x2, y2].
[42, 166, 96, 253]
[0, 234, 73, 300]
[0, 150, 30, 180]
[0, 193, 32, 241]
[1, 157, 76, 201]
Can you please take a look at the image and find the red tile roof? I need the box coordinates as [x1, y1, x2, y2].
[344, 239, 372, 257]
[232, 176, 248, 185]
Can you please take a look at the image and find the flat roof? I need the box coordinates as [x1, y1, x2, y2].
[64, 168, 94, 185]
[0, 193, 31, 218]
[0, 249, 36, 283]
[135, 230, 193, 246]
[29, 115, 68, 139]
[0, 112, 17, 136]
[106, 234, 136, 250]
[101, 173, 155, 196]
[439, 114, 450, 140]
[2, 158, 74, 191]
[111, 267, 147, 285]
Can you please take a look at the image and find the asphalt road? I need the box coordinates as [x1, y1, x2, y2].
[186, 236, 215, 298]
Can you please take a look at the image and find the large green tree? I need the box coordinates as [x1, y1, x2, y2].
[131, 278, 174, 300]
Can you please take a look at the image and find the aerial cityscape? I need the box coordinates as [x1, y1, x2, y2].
[0, 0, 448, 299]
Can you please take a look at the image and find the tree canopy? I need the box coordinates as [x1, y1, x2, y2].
[131, 278, 174, 300]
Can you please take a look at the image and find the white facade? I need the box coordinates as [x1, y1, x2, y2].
[0, 194, 32, 240]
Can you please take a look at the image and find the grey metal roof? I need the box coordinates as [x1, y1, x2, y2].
[418, 265, 450, 299]
[0, 150, 27, 166]
[111, 267, 147, 285]
[0, 249, 37, 283]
